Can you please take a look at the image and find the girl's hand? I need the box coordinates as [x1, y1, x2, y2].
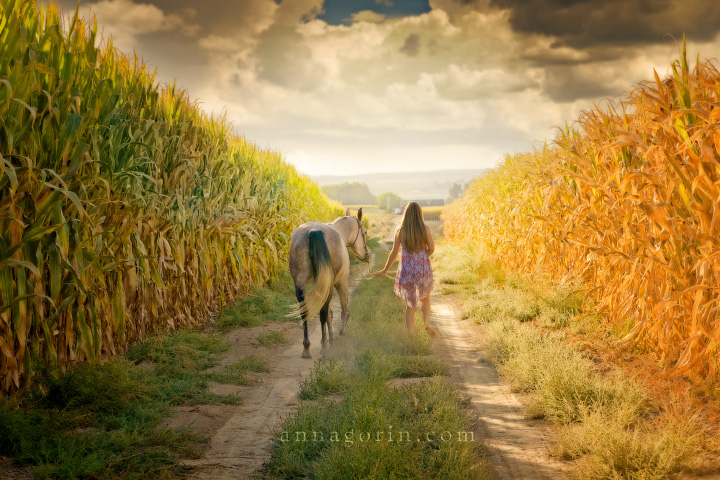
[371, 270, 386, 278]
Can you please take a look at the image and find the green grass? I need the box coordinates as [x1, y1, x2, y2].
[208, 356, 269, 385]
[267, 250, 489, 479]
[0, 360, 201, 479]
[257, 330, 289, 347]
[217, 269, 298, 329]
[366, 236, 381, 249]
[127, 331, 239, 405]
[437, 242, 708, 479]
[0, 330, 246, 479]
[298, 360, 351, 401]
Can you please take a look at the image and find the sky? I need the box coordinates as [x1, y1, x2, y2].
[52, 0, 720, 175]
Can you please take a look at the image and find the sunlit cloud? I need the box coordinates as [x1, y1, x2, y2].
[53, 0, 720, 175]
[83, 0, 199, 51]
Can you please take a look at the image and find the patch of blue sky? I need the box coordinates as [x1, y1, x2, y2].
[317, 0, 431, 25]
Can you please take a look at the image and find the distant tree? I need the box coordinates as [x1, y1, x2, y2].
[446, 182, 465, 203]
[322, 182, 376, 205]
[322, 184, 341, 200]
[377, 192, 405, 212]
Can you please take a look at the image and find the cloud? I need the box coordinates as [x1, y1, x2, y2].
[198, 34, 241, 53]
[399, 33, 420, 56]
[195, 2, 569, 168]
[431, 64, 540, 100]
[489, 0, 720, 49]
[84, 0, 199, 51]
[349, 10, 387, 23]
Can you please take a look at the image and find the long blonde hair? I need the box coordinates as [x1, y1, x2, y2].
[398, 202, 428, 253]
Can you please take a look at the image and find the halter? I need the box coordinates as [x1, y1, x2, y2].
[351, 217, 363, 247]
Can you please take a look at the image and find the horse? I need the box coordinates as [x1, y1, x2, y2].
[289, 208, 371, 358]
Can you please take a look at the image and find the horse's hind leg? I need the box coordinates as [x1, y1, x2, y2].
[320, 298, 331, 351]
[296, 285, 311, 359]
[337, 282, 349, 336]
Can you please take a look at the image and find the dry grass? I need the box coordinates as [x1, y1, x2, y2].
[556, 405, 706, 480]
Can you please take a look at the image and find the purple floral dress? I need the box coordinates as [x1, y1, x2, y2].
[394, 242, 433, 308]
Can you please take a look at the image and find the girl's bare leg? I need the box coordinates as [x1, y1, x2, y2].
[405, 306, 415, 334]
[421, 295, 435, 337]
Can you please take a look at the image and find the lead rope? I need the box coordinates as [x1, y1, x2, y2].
[355, 261, 372, 280]
[355, 260, 397, 280]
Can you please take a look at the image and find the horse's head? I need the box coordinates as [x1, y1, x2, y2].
[345, 207, 371, 263]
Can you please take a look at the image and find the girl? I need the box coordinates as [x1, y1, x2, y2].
[372, 201, 436, 337]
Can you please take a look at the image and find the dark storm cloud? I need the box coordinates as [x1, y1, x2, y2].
[542, 64, 621, 102]
[474, 0, 720, 102]
[489, 0, 720, 49]
[253, 0, 328, 91]
[117, 0, 241, 34]
[399, 34, 421, 56]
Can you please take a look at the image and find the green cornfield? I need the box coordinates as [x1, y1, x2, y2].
[0, 0, 342, 394]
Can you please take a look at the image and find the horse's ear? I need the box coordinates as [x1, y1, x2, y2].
[345, 207, 351, 216]
[357, 207, 363, 221]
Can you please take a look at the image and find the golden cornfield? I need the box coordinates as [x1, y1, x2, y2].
[423, 207, 443, 221]
[0, 0, 342, 394]
[445, 45, 720, 377]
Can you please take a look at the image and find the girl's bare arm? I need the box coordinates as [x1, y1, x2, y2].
[373, 232, 401, 277]
[425, 226, 435, 255]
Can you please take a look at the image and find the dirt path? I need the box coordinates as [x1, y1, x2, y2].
[180, 267, 366, 479]
[394, 216, 568, 478]
[178, 215, 567, 479]
[431, 295, 570, 479]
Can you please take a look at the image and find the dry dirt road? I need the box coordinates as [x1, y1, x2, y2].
[177, 216, 568, 479]
[423, 218, 568, 479]
[432, 294, 569, 479]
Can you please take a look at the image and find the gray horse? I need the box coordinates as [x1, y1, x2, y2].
[289, 208, 371, 358]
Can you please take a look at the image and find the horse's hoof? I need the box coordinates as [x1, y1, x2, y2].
[302, 349, 312, 359]
[338, 329, 345, 336]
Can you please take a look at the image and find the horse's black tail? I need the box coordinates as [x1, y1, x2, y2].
[292, 230, 334, 321]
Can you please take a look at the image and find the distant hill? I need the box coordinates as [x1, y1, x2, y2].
[312, 169, 486, 201]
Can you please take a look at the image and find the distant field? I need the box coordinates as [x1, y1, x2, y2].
[344, 204, 384, 216]
[422, 206, 443, 221]
[313, 169, 485, 201]
[346, 204, 444, 221]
